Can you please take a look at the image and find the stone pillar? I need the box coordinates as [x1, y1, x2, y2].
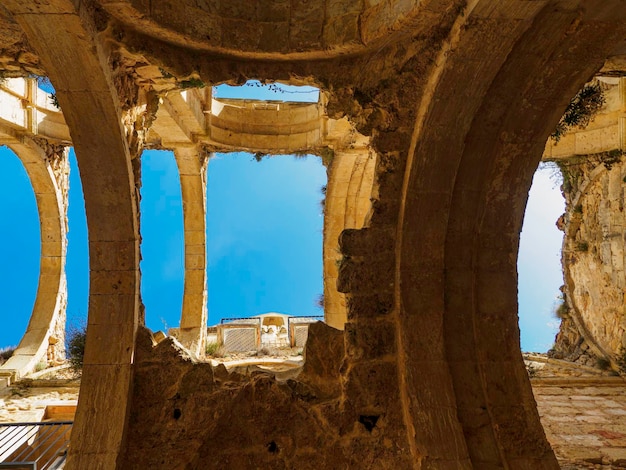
[323, 148, 375, 330]
[174, 146, 209, 356]
[40, 143, 69, 365]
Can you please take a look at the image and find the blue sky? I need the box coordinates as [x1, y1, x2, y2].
[0, 81, 564, 352]
[518, 164, 565, 351]
[140, 150, 326, 332]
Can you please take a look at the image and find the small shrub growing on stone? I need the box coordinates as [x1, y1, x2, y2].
[0, 346, 15, 365]
[596, 357, 611, 371]
[554, 301, 569, 319]
[66, 324, 86, 372]
[617, 347, 626, 376]
[551, 83, 605, 142]
[179, 77, 205, 89]
[49, 93, 60, 109]
[205, 341, 224, 358]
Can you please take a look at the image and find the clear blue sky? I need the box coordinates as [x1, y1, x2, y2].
[518, 164, 565, 351]
[0, 81, 564, 351]
[140, 150, 326, 332]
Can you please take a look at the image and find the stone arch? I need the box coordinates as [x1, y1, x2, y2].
[4, 2, 142, 468]
[174, 146, 208, 355]
[100, 0, 425, 59]
[0, 138, 68, 381]
[540, 77, 626, 366]
[391, 2, 626, 466]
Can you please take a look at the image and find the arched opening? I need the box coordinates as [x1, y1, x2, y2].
[514, 77, 626, 467]
[0, 147, 40, 351]
[518, 163, 565, 353]
[65, 148, 89, 355]
[140, 149, 185, 334]
[206, 152, 326, 353]
[521, 78, 626, 372]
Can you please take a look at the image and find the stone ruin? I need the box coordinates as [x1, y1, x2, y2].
[1, 1, 626, 468]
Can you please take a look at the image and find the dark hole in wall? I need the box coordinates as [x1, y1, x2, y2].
[266, 441, 279, 453]
[173, 408, 182, 420]
[358, 415, 379, 432]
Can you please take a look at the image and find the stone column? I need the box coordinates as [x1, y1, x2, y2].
[323, 148, 375, 330]
[174, 146, 209, 356]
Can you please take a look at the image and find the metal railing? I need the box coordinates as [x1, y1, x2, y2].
[0, 421, 72, 470]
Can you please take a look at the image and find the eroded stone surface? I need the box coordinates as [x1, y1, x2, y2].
[121, 327, 412, 469]
[543, 82, 626, 370]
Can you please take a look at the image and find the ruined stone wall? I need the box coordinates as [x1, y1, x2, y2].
[121, 325, 413, 469]
[552, 153, 626, 369]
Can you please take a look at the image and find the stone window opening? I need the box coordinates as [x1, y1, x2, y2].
[0, 147, 41, 351]
[204, 151, 326, 358]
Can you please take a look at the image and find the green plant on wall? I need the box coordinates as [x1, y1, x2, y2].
[66, 323, 86, 372]
[576, 241, 589, 252]
[49, 93, 60, 109]
[205, 341, 223, 357]
[320, 147, 334, 167]
[551, 83, 605, 143]
[179, 77, 205, 89]
[555, 160, 583, 194]
[554, 299, 569, 319]
[617, 347, 626, 375]
[0, 346, 15, 365]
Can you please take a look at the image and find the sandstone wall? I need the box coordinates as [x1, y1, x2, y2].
[121, 325, 413, 469]
[552, 152, 626, 368]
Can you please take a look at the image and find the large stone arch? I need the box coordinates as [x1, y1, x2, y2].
[4, 1, 142, 468]
[410, 3, 624, 468]
[0, 138, 68, 381]
[337, 1, 626, 467]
